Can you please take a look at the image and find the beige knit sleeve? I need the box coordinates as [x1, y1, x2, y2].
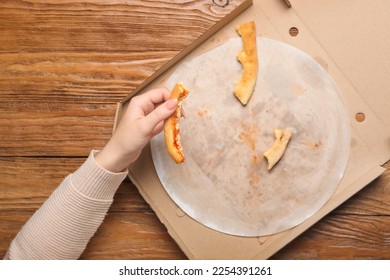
[4, 150, 128, 260]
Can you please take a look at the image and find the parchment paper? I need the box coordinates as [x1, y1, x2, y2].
[151, 37, 350, 237]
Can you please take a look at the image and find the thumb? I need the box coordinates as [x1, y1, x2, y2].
[142, 98, 178, 133]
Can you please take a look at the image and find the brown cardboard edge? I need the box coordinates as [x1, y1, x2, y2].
[119, 0, 253, 105]
[113, 102, 123, 135]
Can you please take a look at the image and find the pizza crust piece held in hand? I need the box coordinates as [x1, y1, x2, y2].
[234, 20, 258, 106]
[164, 82, 189, 164]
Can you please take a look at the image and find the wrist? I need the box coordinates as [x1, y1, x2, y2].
[95, 140, 137, 173]
[73, 150, 128, 200]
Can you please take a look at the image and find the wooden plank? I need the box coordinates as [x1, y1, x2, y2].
[273, 215, 390, 259]
[0, 0, 241, 53]
[0, 0, 247, 157]
[79, 209, 186, 260]
[0, 101, 116, 157]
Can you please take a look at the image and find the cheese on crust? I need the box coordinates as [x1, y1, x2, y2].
[164, 82, 189, 164]
[234, 20, 258, 106]
[263, 129, 292, 171]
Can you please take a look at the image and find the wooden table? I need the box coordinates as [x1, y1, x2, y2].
[1, 0, 389, 260]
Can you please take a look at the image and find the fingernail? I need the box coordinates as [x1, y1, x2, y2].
[165, 98, 178, 110]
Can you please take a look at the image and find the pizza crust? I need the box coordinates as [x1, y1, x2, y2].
[264, 128, 293, 170]
[234, 20, 258, 106]
[164, 82, 189, 163]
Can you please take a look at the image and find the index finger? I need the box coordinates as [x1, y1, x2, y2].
[128, 87, 171, 118]
[136, 87, 171, 105]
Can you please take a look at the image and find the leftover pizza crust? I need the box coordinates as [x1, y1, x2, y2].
[234, 20, 258, 106]
[264, 129, 292, 170]
[164, 82, 189, 163]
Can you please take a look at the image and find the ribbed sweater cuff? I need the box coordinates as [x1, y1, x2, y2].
[70, 150, 128, 200]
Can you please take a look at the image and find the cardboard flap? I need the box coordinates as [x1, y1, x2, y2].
[294, 0, 390, 131]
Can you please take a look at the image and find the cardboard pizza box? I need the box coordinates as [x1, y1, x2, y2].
[114, 0, 390, 259]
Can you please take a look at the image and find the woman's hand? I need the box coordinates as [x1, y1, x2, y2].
[95, 88, 178, 172]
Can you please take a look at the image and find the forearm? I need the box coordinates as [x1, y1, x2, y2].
[4, 88, 177, 260]
[4, 151, 127, 260]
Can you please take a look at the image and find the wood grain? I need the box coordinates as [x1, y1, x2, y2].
[273, 214, 390, 259]
[0, 0, 243, 156]
[1, 0, 390, 260]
